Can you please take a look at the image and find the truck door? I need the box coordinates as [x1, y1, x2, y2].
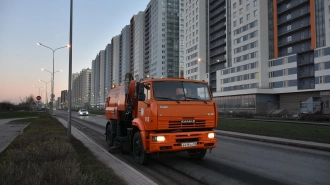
[138, 84, 152, 130]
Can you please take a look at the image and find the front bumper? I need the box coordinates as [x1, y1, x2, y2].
[148, 131, 217, 153]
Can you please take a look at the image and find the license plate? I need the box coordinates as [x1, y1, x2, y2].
[182, 142, 197, 147]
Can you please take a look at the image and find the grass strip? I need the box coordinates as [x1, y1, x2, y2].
[0, 112, 126, 185]
[217, 119, 330, 144]
[0, 111, 39, 119]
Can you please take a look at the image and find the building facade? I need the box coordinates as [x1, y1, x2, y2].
[183, 0, 209, 81]
[211, 0, 330, 114]
[144, 0, 182, 79]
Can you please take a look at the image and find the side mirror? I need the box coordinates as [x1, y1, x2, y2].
[137, 82, 145, 101]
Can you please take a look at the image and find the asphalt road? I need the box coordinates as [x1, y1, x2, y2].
[58, 110, 330, 185]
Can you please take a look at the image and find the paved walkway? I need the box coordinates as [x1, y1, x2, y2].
[0, 118, 29, 153]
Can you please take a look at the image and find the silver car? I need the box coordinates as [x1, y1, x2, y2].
[78, 109, 89, 116]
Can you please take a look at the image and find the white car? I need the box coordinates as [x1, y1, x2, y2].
[78, 109, 89, 116]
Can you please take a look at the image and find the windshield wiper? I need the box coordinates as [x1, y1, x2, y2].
[185, 96, 207, 104]
[155, 96, 180, 103]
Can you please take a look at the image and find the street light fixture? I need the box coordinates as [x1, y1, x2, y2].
[39, 79, 51, 108]
[37, 42, 69, 116]
[198, 58, 209, 81]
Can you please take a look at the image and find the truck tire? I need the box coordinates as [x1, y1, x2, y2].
[133, 132, 150, 165]
[106, 122, 115, 147]
[187, 149, 207, 160]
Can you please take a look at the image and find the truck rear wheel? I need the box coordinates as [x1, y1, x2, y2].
[106, 122, 115, 147]
[133, 132, 150, 165]
[187, 149, 207, 160]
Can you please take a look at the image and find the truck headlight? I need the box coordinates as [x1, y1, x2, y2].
[208, 133, 215, 139]
[152, 136, 165, 142]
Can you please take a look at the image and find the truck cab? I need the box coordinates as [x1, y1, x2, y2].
[105, 76, 218, 164]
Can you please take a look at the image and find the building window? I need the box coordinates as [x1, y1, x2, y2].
[287, 47, 292, 53]
[300, 8, 304, 15]
[254, 10, 258, 17]
[239, 0, 242, 5]
[286, 2, 291, 9]
[301, 32, 304, 39]
[240, 17, 243, 24]
[287, 24, 291, 31]
[287, 13, 291, 20]
[233, 12, 236, 18]
[234, 21, 237, 27]
[239, 8, 243, 15]
[320, 76, 324, 83]
[233, 3, 236, 9]
[247, 13, 250, 20]
[246, 4, 250, 10]
[301, 44, 305, 51]
[287, 35, 292, 42]
[301, 20, 304, 27]
[253, 0, 257, 7]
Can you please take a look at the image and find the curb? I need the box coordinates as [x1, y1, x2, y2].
[216, 130, 330, 152]
[56, 117, 157, 185]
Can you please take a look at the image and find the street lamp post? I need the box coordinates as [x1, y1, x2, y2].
[37, 42, 69, 116]
[198, 58, 209, 82]
[39, 79, 51, 108]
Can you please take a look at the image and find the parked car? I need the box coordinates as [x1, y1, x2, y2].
[78, 109, 89, 116]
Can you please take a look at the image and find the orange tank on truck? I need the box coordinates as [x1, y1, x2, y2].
[105, 73, 218, 165]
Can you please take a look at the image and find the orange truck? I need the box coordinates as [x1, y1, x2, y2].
[105, 73, 218, 164]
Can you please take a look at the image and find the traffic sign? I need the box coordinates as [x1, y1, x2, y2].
[36, 96, 41, 101]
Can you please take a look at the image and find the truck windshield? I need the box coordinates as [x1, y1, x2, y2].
[153, 81, 211, 101]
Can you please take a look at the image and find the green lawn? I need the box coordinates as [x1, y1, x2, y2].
[0, 112, 126, 185]
[217, 119, 330, 144]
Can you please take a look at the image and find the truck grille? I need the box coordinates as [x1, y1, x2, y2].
[168, 120, 205, 128]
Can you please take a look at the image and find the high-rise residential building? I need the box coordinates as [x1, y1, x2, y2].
[99, 50, 106, 107]
[209, 0, 228, 91]
[183, 0, 208, 81]
[105, 43, 113, 95]
[72, 68, 92, 109]
[112, 35, 120, 87]
[130, 11, 145, 80]
[210, 0, 330, 114]
[60, 90, 68, 109]
[144, 0, 182, 78]
[120, 25, 131, 84]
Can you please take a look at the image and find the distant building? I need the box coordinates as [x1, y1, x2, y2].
[60, 90, 68, 109]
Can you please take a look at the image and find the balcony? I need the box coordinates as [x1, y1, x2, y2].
[297, 71, 314, 78]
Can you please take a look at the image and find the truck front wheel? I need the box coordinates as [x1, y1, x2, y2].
[106, 122, 115, 147]
[187, 149, 207, 160]
[133, 132, 150, 165]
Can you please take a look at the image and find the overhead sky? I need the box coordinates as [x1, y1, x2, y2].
[0, 0, 149, 104]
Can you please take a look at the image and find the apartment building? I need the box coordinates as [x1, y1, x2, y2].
[144, 0, 182, 78]
[112, 35, 120, 87]
[211, 0, 330, 114]
[72, 68, 92, 109]
[183, 0, 208, 81]
[105, 43, 113, 95]
[130, 11, 145, 80]
[60, 90, 68, 109]
[120, 25, 131, 84]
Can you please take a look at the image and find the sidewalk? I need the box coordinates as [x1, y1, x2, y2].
[56, 117, 157, 185]
[0, 118, 30, 153]
[216, 130, 330, 151]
